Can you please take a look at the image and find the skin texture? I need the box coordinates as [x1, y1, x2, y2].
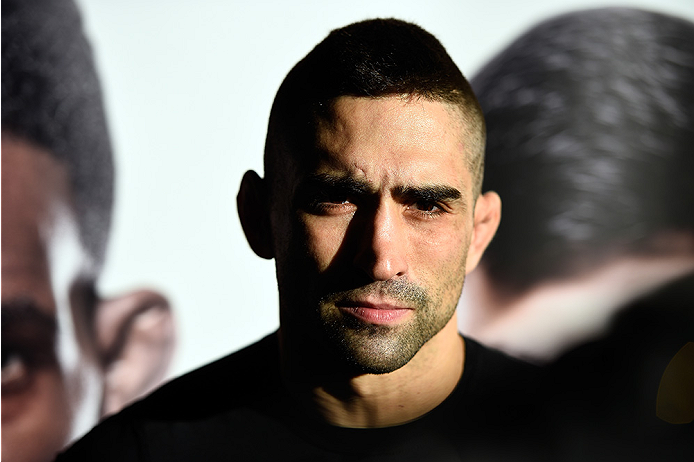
[240, 95, 501, 427]
[1, 133, 175, 462]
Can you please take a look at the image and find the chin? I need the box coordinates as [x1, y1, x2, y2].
[329, 325, 424, 375]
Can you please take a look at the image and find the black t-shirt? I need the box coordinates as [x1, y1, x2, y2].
[544, 273, 694, 462]
[56, 334, 550, 462]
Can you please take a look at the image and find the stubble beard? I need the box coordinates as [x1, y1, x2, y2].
[317, 279, 458, 375]
[275, 228, 468, 377]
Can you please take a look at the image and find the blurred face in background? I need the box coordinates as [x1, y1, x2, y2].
[2, 134, 103, 462]
[2, 133, 176, 462]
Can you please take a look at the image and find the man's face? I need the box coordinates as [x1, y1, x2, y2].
[2, 135, 102, 462]
[272, 96, 477, 374]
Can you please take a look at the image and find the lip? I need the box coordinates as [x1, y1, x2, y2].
[337, 300, 413, 325]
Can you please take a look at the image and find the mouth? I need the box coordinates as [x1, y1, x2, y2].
[336, 299, 413, 325]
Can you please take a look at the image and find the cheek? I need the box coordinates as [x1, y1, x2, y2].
[301, 215, 352, 273]
[414, 220, 470, 267]
[2, 369, 72, 462]
[411, 222, 470, 292]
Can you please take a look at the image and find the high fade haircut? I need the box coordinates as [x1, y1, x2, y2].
[264, 18, 485, 198]
[472, 7, 694, 295]
[2, 0, 114, 273]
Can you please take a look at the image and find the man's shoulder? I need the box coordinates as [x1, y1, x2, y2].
[462, 335, 542, 386]
[138, 331, 281, 418]
[456, 335, 545, 415]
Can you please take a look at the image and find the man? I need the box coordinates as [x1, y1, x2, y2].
[458, 7, 694, 461]
[2, 1, 176, 462]
[57, 19, 547, 461]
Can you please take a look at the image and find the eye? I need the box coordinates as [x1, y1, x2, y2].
[1, 301, 59, 397]
[408, 200, 445, 217]
[319, 191, 350, 205]
[311, 199, 355, 214]
[304, 191, 357, 215]
[414, 201, 441, 212]
[1, 347, 31, 394]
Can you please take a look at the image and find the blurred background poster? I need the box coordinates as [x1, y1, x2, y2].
[75, 0, 694, 379]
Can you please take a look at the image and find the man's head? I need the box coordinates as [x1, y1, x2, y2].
[239, 19, 499, 376]
[264, 18, 486, 201]
[2, 1, 174, 461]
[461, 8, 694, 356]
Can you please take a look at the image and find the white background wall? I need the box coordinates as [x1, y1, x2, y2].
[76, 0, 694, 378]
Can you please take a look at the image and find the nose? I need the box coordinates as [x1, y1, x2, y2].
[353, 202, 409, 281]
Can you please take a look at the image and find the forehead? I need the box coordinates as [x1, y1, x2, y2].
[2, 134, 78, 315]
[308, 95, 472, 191]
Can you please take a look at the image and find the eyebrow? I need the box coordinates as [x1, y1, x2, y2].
[1, 299, 58, 338]
[299, 173, 374, 195]
[297, 173, 465, 207]
[393, 185, 463, 204]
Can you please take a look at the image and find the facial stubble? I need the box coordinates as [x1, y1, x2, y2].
[318, 277, 461, 375]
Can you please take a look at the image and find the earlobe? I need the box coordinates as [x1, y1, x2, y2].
[96, 290, 175, 416]
[465, 191, 501, 275]
[237, 170, 274, 259]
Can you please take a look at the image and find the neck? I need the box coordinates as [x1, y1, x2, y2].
[280, 314, 464, 428]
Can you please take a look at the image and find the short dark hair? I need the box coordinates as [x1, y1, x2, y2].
[265, 18, 485, 196]
[472, 7, 694, 294]
[2, 0, 114, 271]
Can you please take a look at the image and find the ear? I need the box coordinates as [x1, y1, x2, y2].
[465, 191, 501, 275]
[95, 290, 175, 416]
[237, 170, 274, 259]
